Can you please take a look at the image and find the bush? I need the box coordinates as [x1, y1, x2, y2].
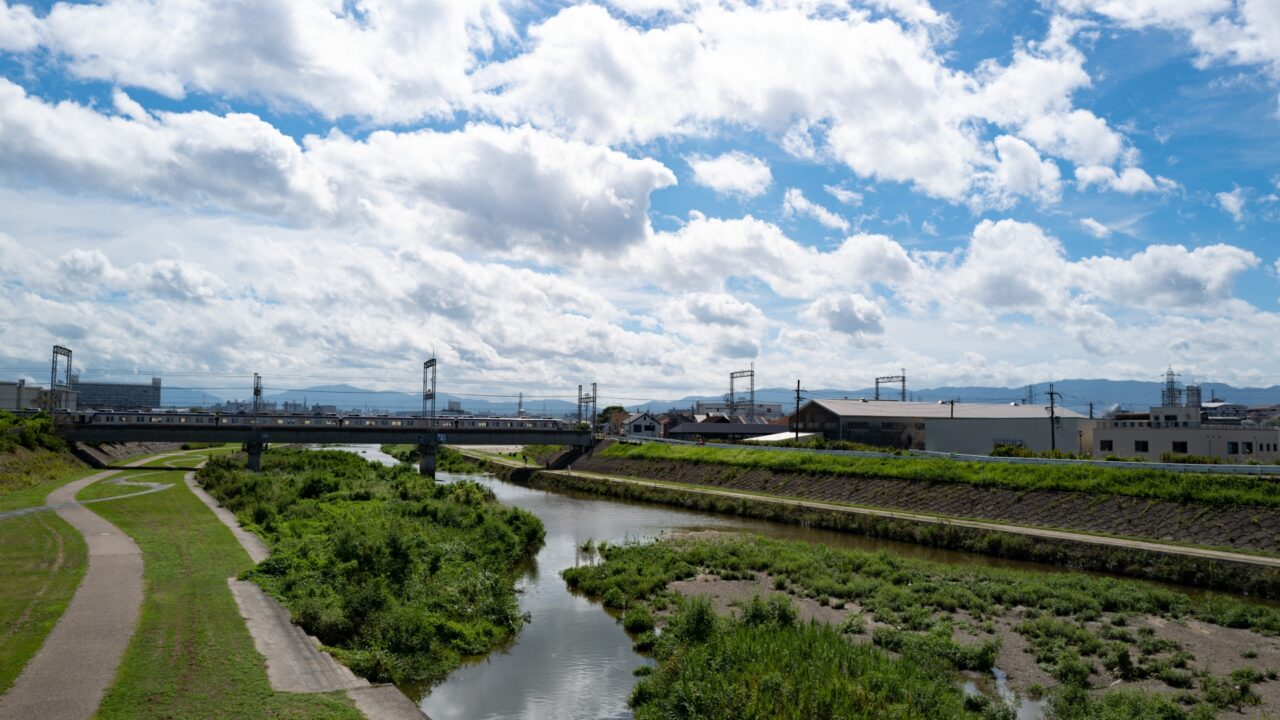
[197, 449, 543, 687]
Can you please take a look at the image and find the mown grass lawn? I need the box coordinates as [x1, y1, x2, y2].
[89, 463, 361, 719]
[0, 511, 87, 694]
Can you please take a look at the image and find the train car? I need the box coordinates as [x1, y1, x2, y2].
[68, 410, 571, 432]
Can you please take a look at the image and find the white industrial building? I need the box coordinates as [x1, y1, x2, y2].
[1092, 403, 1279, 462]
[793, 398, 1092, 454]
[0, 380, 77, 412]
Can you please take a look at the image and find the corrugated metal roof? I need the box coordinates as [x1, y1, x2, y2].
[808, 398, 1086, 420]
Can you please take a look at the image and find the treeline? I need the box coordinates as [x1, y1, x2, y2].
[0, 411, 66, 454]
[602, 442, 1280, 509]
[198, 449, 543, 689]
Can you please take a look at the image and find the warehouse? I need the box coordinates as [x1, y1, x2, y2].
[792, 398, 1092, 454]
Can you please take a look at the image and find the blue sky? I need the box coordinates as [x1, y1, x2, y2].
[0, 0, 1277, 403]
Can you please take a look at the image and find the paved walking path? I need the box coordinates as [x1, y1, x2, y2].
[0, 462, 150, 720]
[185, 471, 428, 719]
[469, 450, 1280, 570]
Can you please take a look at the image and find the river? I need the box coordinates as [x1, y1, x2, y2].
[322, 445, 1259, 720]
[324, 445, 1074, 719]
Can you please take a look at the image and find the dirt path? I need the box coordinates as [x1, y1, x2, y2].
[0, 461, 151, 720]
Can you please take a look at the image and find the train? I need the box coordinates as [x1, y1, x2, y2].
[57, 409, 575, 431]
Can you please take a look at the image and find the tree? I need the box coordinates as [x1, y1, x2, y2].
[597, 405, 629, 432]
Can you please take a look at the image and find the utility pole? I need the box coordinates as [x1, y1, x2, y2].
[947, 399, 955, 419]
[792, 380, 806, 441]
[1047, 383, 1062, 453]
[253, 373, 262, 416]
[423, 358, 437, 418]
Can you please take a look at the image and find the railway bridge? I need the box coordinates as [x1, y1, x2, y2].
[57, 421, 592, 477]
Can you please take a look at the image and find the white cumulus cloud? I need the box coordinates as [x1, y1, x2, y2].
[687, 151, 772, 197]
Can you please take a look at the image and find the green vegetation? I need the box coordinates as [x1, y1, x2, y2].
[1161, 452, 1222, 465]
[991, 444, 1088, 460]
[380, 443, 483, 473]
[564, 533, 1280, 718]
[0, 412, 88, 510]
[520, 444, 568, 463]
[0, 411, 65, 453]
[746, 435, 906, 454]
[0, 512, 88, 694]
[628, 596, 990, 719]
[87, 464, 360, 719]
[198, 449, 543, 689]
[602, 441, 1280, 509]
[75, 470, 168, 502]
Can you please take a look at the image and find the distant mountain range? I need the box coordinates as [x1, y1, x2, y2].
[164, 379, 1280, 417]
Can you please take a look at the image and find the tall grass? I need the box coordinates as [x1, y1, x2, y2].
[601, 442, 1280, 509]
[198, 449, 544, 689]
[629, 597, 989, 720]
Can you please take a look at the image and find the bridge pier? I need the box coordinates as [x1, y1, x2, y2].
[418, 443, 437, 479]
[246, 442, 264, 471]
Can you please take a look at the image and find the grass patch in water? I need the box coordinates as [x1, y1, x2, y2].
[199, 448, 543, 689]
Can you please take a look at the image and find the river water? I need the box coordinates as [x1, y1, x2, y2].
[322, 445, 1252, 720]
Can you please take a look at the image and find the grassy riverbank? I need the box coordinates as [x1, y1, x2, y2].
[91, 453, 360, 719]
[566, 533, 1280, 719]
[601, 442, 1280, 509]
[199, 448, 544, 689]
[0, 512, 87, 695]
[0, 412, 89, 511]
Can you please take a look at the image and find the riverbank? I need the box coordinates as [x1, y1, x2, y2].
[463, 451, 1280, 597]
[566, 532, 1280, 719]
[582, 444, 1280, 554]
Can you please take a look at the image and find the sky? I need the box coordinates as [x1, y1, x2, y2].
[0, 0, 1278, 405]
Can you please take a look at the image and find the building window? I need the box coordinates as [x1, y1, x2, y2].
[1228, 442, 1239, 454]
[1172, 441, 1188, 454]
[1244, 442, 1254, 454]
[1134, 440, 1149, 453]
[1100, 440, 1113, 452]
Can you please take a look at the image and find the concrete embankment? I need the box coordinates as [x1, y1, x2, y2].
[465, 452, 1280, 598]
[571, 455, 1280, 554]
